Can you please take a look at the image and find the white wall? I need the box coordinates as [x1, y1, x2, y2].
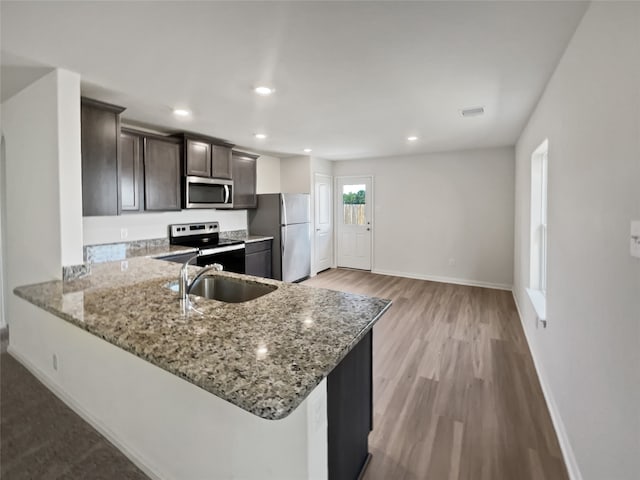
[333, 147, 515, 288]
[0, 135, 5, 328]
[256, 154, 281, 194]
[280, 156, 311, 193]
[83, 210, 247, 245]
[311, 156, 333, 177]
[513, 3, 640, 480]
[1, 69, 83, 326]
[56, 70, 84, 265]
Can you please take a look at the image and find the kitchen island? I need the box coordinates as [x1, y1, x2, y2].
[11, 257, 391, 480]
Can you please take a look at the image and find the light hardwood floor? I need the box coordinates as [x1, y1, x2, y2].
[304, 269, 567, 480]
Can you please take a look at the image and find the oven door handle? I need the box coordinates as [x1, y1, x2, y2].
[224, 185, 230, 204]
[198, 244, 245, 256]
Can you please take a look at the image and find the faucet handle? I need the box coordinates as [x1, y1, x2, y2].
[212, 263, 223, 271]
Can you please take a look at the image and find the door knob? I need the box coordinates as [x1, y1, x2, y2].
[316, 228, 321, 231]
[366, 228, 371, 231]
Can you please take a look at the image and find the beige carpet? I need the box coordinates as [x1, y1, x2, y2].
[1, 348, 150, 480]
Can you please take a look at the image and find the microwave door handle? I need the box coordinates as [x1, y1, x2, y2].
[224, 184, 230, 204]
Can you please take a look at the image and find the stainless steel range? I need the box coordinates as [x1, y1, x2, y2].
[169, 222, 245, 273]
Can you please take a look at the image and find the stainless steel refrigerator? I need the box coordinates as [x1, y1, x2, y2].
[248, 193, 311, 282]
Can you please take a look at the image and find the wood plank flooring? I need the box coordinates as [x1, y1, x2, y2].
[304, 269, 567, 480]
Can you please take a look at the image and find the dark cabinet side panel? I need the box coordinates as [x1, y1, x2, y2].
[245, 248, 272, 279]
[185, 139, 211, 177]
[211, 145, 232, 179]
[119, 131, 143, 212]
[81, 102, 121, 216]
[232, 153, 257, 209]
[328, 330, 373, 480]
[144, 138, 182, 211]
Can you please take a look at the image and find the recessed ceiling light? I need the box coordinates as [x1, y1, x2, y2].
[254, 86, 274, 96]
[173, 108, 191, 117]
[303, 148, 312, 153]
[254, 133, 267, 139]
[407, 136, 418, 142]
[461, 106, 485, 117]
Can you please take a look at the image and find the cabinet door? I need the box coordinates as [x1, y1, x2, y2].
[211, 145, 232, 179]
[328, 330, 373, 480]
[144, 138, 181, 211]
[245, 249, 272, 278]
[81, 99, 124, 216]
[185, 139, 211, 177]
[232, 153, 257, 209]
[118, 131, 143, 212]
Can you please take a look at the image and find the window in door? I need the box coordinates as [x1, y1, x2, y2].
[342, 184, 366, 225]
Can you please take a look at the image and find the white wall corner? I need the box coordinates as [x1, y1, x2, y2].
[55, 69, 84, 266]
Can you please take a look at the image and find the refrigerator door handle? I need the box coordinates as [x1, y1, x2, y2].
[281, 195, 287, 259]
[281, 194, 287, 226]
[281, 225, 286, 258]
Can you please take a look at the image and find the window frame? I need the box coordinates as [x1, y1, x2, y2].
[527, 139, 549, 321]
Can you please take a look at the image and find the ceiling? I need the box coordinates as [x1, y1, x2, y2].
[1, 1, 588, 160]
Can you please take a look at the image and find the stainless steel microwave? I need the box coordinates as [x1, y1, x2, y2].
[184, 176, 233, 209]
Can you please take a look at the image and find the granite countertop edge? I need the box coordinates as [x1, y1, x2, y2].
[13, 260, 391, 421]
[243, 235, 274, 243]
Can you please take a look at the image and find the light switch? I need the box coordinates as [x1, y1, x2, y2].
[631, 221, 640, 258]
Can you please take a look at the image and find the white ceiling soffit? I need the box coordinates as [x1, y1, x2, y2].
[0, 1, 588, 160]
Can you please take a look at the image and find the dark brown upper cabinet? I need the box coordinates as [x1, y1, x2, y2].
[144, 136, 182, 211]
[211, 144, 232, 179]
[119, 129, 144, 213]
[81, 97, 125, 216]
[181, 134, 234, 180]
[232, 151, 258, 209]
[185, 139, 211, 177]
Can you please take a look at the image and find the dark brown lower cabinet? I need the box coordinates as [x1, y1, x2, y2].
[144, 137, 182, 211]
[327, 330, 373, 480]
[245, 240, 272, 278]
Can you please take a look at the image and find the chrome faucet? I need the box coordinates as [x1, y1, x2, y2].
[179, 254, 223, 310]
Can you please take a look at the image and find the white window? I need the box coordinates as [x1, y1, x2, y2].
[527, 139, 548, 320]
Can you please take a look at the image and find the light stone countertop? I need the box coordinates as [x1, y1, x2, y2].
[14, 257, 391, 420]
[243, 235, 274, 243]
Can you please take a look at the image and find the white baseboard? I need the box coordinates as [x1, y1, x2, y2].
[372, 268, 512, 291]
[7, 345, 163, 480]
[511, 292, 582, 480]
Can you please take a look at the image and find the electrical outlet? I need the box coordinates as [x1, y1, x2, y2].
[631, 221, 640, 258]
[120, 228, 128, 240]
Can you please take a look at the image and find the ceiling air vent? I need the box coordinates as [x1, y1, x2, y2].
[461, 106, 485, 117]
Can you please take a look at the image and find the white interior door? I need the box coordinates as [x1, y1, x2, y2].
[336, 176, 372, 270]
[314, 174, 333, 273]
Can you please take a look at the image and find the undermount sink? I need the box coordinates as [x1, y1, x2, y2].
[191, 276, 276, 303]
[168, 275, 277, 303]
